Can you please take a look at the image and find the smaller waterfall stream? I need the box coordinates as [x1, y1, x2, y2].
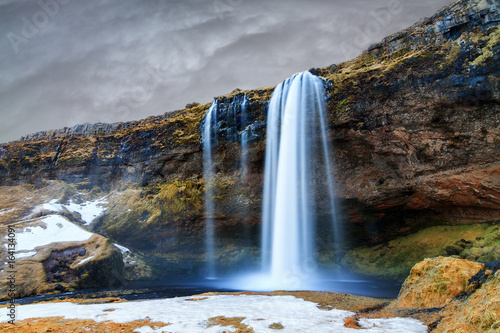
[202, 94, 251, 278]
[202, 100, 218, 278]
[240, 94, 249, 179]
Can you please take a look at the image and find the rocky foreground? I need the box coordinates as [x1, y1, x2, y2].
[1, 257, 498, 332]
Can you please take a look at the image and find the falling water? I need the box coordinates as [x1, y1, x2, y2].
[202, 94, 251, 278]
[201, 73, 341, 289]
[240, 94, 249, 178]
[202, 100, 218, 278]
[260, 71, 341, 288]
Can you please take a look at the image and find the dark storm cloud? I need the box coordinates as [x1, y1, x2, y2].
[0, 0, 453, 143]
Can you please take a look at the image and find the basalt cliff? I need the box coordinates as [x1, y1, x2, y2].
[0, 0, 499, 296]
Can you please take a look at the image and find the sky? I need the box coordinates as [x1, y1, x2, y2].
[0, 0, 453, 143]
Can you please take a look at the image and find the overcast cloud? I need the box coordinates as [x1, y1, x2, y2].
[0, 0, 453, 143]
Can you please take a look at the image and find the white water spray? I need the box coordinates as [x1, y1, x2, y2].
[202, 73, 341, 289]
[260, 71, 341, 289]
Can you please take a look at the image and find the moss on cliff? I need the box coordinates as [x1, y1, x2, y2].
[342, 223, 499, 280]
[155, 178, 204, 218]
[101, 178, 205, 250]
[472, 26, 500, 67]
[170, 102, 211, 145]
[458, 227, 500, 262]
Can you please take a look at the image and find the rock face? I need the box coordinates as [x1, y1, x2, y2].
[0, 0, 499, 280]
[391, 256, 485, 308]
[387, 257, 500, 332]
[0, 231, 124, 301]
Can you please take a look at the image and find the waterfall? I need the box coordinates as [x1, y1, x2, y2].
[240, 94, 249, 179]
[202, 94, 251, 278]
[260, 71, 341, 288]
[202, 100, 218, 278]
[201, 73, 341, 289]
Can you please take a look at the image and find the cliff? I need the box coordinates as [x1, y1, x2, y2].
[0, 0, 499, 281]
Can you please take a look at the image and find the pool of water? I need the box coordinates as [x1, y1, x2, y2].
[1, 275, 401, 306]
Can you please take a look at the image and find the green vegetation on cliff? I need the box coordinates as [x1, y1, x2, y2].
[342, 223, 499, 280]
[102, 179, 205, 250]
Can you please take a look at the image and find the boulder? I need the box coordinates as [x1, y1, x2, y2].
[388, 257, 500, 332]
[0, 219, 124, 301]
[390, 256, 485, 309]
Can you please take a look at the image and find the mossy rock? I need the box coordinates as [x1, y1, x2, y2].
[342, 223, 498, 280]
[77, 240, 124, 289]
[460, 228, 500, 262]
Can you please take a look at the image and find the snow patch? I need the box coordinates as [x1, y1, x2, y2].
[76, 256, 95, 266]
[16, 251, 37, 259]
[0, 208, 15, 216]
[359, 317, 427, 331]
[64, 197, 108, 225]
[31, 197, 107, 225]
[0, 295, 427, 332]
[11, 215, 93, 252]
[39, 199, 64, 212]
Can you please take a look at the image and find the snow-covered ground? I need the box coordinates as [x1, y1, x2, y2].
[32, 197, 107, 225]
[1, 295, 427, 333]
[8, 215, 93, 257]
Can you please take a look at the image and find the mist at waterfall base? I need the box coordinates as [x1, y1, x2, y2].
[201, 72, 400, 298]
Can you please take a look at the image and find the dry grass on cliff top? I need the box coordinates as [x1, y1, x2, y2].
[219, 86, 275, 103]
[135, 84, 274, 146]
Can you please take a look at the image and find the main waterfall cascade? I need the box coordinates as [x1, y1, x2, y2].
[202, 71, 342, 290]
[260, 71, 341, 289]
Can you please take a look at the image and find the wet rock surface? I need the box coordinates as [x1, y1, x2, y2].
[42, 246, 87, 283]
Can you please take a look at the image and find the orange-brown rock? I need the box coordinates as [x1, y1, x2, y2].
[0, 232, 123, 301]
[432, 271, 500, 332]
[390, 256, 485, 309]
[352, 257, 499, 332]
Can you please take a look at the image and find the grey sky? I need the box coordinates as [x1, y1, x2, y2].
[0, 0, 453, 143]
